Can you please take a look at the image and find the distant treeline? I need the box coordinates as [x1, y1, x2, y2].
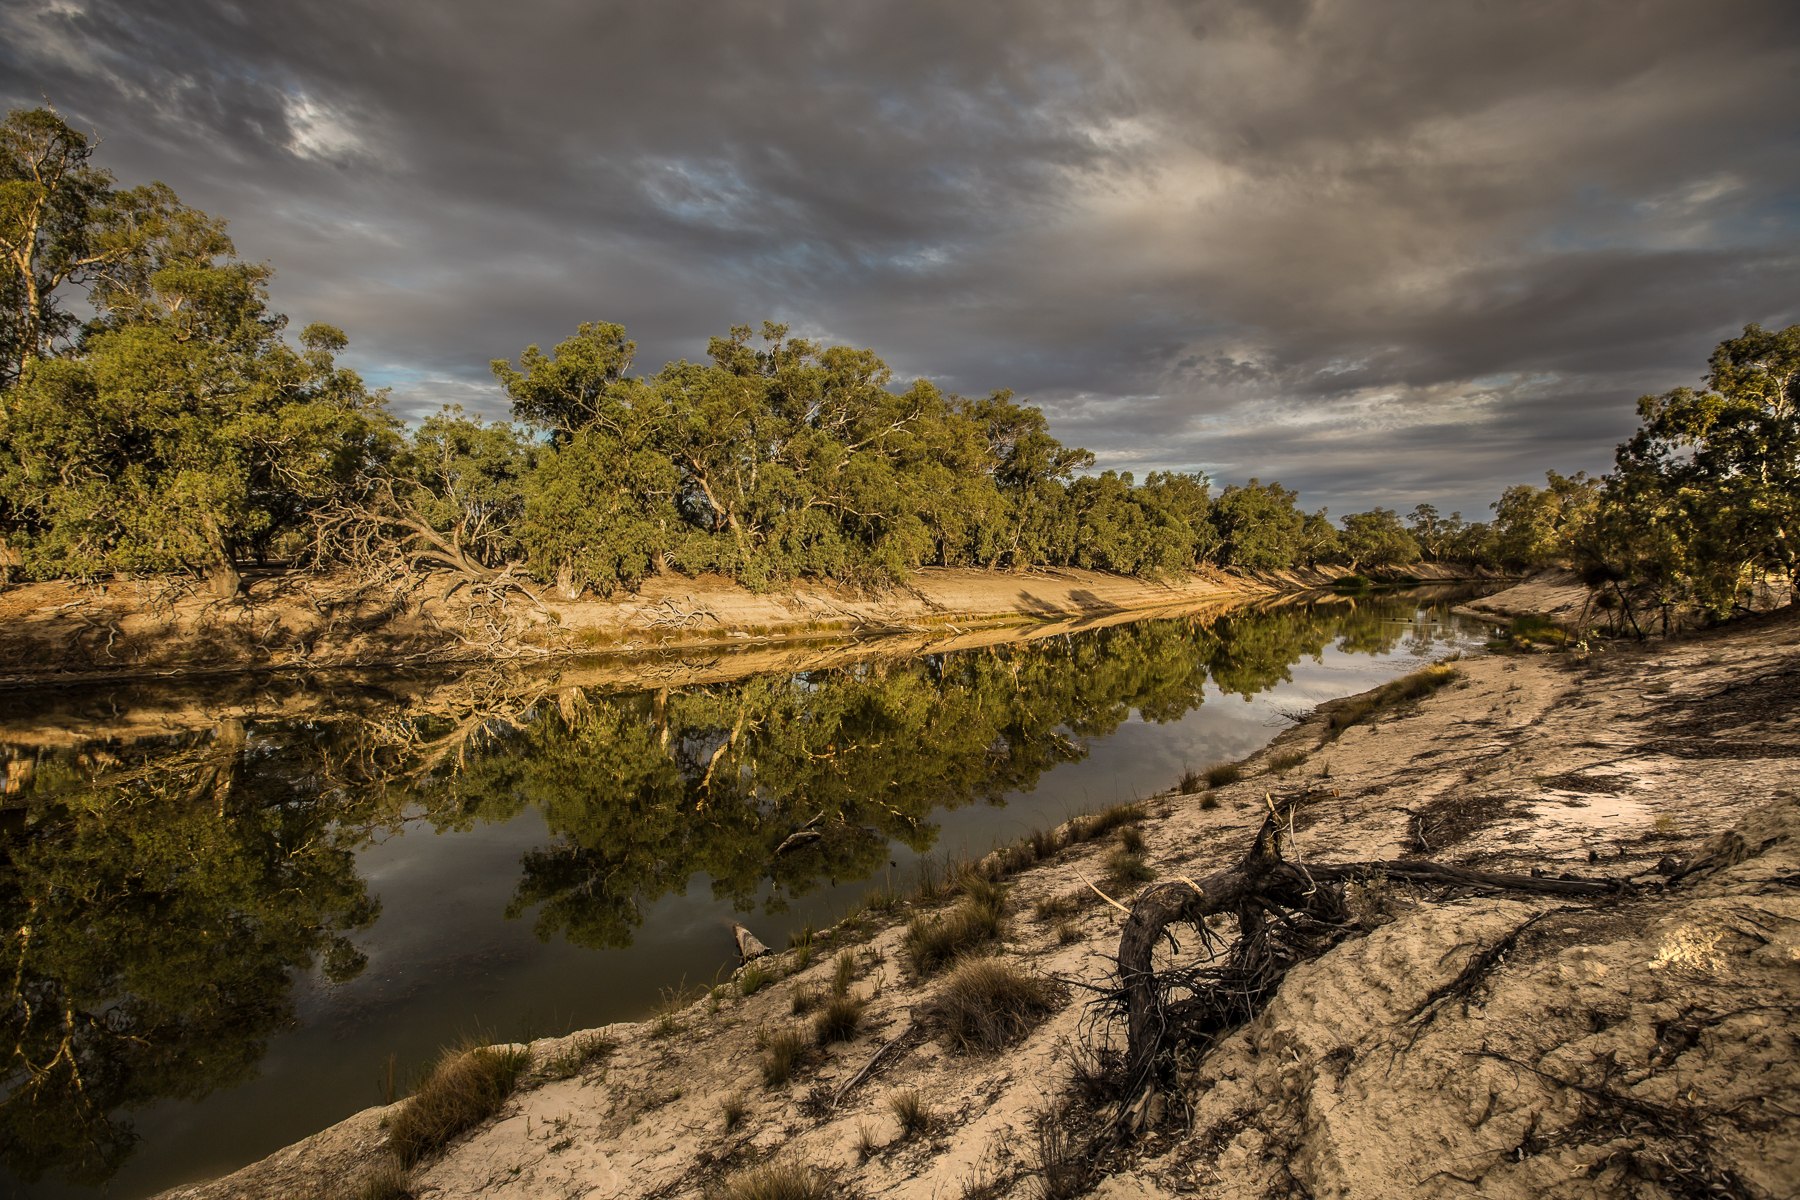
[1, 107, 1794, 620]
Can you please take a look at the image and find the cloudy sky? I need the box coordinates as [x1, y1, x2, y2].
[5, 0, 1797, 517]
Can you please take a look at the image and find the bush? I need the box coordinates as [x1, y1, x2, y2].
[922, 957, 1065, 1054]
[387, 1043, 533, 1167]
[1204, 762, 1243, 789]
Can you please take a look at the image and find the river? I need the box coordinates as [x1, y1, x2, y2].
[0, 587, 1499, 1199]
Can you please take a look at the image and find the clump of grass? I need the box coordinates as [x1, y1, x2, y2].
[889, 1087, 933, 1136]
[790, 985, 820, 1016]
[1204, 761, 1243, 789]
[855, 1121, 880, 1160]
[789, 927, 815, 969]
[1267, 748, 1308, 773]
[904, 887, 1006, 976]
[922, 957, 1065, 1054]
[539, 1032, 616, 1081]
[720, 1092, 748, 1131]
[1118, 824, 1146, 854]
[830, 951, 857, 998]
[1198, 793, 1220, 811]
[354, 1157, 413, 1200]
[1103, 848, 1154, 888]
[1054, 918, 1082, 945]
[757, 1027, 812, 1088]
[708, 1161, 832, 1200]
[813, 992, 867, 1045]
[738, 962, 774, 997]
[1030, 826, 1061, 859]
[1177, 764, 1204, 794]
[1069, 801, 1145, 844]
[1033, 892, 1081, 922]
[387, 1043, 533, 1167]
[1030, 1105, 1089, 1199]
[1322, 663, 1459, 741]
[1489, 613, 1569, 652]
[863, 884, 903, 915]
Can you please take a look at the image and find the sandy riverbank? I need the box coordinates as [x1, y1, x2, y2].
[0, 562, 1491, 688]
[159, 600, 1799, 1200]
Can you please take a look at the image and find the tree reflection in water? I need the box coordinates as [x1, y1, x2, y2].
[0, 589, 1476, 1186]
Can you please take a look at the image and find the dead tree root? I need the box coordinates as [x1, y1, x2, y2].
[1107, 802, 1633, 1131]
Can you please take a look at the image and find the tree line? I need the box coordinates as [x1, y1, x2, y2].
[2, 107, 1794, 617]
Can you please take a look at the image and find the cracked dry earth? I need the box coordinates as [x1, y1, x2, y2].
[165, 606, 1800, 1200]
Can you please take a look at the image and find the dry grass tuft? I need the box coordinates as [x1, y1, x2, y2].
[1323, 663, 1459, 740]
[1204, 761, 1243, 788]
[888, 1087, 934, 1136]
[1103, 847, 1154, 888]
[538, 1032, 616, 1081]
[708, 1161, 832, 1200]
[812, 992, 867, 1045]
[922, 957, 1065, 1054]
[354, 1157, 413, 1200]
[904, 884, 1006, 976]
[758, 1027, 812, 1088]
[387, 1043, 533, 1167]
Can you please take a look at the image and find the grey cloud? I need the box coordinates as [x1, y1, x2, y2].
[4, 0, 1797, 517]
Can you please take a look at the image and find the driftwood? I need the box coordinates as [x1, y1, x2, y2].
[732, 923, 771, 963]
[1114, 804, 1629, 1102]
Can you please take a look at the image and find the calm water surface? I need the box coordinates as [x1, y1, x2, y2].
[0, 589, 1499, 1198]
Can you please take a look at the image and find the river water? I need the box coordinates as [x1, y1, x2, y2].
[0, 588, 1499, 1199]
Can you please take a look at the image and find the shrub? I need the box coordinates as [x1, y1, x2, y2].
[923, 958, 1064, 1054]
[1118, 825, 1146, 854]
[1204, 762, 1243, 789]
[387, 1043, 533, 1167]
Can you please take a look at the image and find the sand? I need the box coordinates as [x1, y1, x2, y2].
[156, 601, 1800, 1200]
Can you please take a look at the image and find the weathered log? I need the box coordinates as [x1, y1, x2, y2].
[733, 923, 771, 962]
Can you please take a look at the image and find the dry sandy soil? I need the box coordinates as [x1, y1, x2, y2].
[161, 597, 1800, 1200]
[0, 563, 1488, 687]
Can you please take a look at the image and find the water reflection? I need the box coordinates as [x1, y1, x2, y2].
[0, 587, 1488, 1192]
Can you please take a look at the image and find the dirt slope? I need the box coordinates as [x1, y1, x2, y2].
[158, 606, 1800, 1200]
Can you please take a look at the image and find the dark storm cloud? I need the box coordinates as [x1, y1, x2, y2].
[5, 0, 1798, 515]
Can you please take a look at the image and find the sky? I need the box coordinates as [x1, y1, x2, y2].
[4, 0, 1798, 518]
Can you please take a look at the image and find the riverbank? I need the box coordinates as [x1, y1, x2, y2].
[160, 602, 1799, 1199]
[0, 562, 1491, 687]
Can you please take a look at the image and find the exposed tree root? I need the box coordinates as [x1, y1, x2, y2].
[1108, 798, 1633, 1129]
